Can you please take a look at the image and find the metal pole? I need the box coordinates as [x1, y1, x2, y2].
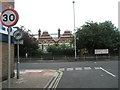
[17, 43, 20, 79]
[7, 27, 11, 88]
[73, 1, 77, 60]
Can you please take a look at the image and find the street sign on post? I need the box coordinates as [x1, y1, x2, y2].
[1, 9, 19, 27]
[0, 9, 19, 88]
[13, 27, 23, 79]
[13, 29, 23, 41]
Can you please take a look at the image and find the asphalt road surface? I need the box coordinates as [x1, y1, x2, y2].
[15, 59, 119, 89]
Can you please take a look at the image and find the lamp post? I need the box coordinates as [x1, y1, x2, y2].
[73, 1, 77, 60]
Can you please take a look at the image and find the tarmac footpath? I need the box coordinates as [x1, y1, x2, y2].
[2, 69, 63, 89]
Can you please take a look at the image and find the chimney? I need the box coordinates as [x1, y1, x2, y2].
[38, 29, 41, 39]
[58, 28, 61, 38]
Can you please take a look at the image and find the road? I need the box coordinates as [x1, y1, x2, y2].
[15, 59, 119, 89]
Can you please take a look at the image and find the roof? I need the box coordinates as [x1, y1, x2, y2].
[40, 31, 53, 39]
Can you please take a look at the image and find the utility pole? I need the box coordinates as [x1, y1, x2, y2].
[73, 1, 77, 60]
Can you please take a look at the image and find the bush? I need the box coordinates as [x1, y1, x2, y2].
[47, 44, 74, 55]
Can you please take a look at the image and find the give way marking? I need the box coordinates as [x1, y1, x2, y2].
[95, 67, 116, 77]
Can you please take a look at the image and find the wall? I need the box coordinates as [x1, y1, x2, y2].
[0, 34, 14, 80]
[0, 42, 14, 80]
[0, 0, 15, 80]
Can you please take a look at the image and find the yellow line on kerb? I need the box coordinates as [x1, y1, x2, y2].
[52, 71, 63, 89]
[48, 71, 63, 89]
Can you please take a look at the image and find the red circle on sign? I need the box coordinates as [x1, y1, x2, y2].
[0, 9, 19, 27]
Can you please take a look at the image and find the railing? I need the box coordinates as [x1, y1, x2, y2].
[14, 55, 119, 62]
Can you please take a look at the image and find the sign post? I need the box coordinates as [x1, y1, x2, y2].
[7, 27, 11, 88]
[1, 9, 19, 88]
[13, 27, 23, 79]
[17, 42, 19, 79]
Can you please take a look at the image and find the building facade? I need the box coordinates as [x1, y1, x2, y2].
[37, 28, 73, 51]
[0, 0, 15, 80]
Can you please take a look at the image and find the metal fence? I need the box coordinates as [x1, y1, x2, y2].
[14, 54, 119, 62]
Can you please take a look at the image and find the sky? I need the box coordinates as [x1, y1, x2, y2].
[15, 0, 119, 35]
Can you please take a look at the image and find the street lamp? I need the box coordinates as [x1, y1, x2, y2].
[72, 1, 77, 60]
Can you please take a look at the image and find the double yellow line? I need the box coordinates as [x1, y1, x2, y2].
[47, 71, 63, 89]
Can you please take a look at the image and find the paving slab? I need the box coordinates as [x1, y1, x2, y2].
[2, 69, 59, 89]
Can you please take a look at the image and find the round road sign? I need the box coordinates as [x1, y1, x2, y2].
[13, 30, 23, 40]
[0, 9, 19, 27]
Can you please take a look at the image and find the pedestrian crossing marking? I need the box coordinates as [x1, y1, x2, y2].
[58, 67, 94, 71]
[66, 68, 74, 71]
[59, 68, 65, 71]
[75, 67, 82, 70]
[94, 67, 101, 70]
[14, 67, 103, 73]
[84, 67, 91, 70]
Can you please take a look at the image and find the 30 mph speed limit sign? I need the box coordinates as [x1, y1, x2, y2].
[0, 9, 19, 27]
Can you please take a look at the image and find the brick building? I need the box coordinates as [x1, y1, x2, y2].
[37, 28, 73, 51]
[0, 0, 15, 80]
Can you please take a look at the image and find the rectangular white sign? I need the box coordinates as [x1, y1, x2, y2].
[95, 49, 109, 54]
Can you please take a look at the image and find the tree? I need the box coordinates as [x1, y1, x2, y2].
[76, 21, 120, 54]
[14, 26, 40, 57]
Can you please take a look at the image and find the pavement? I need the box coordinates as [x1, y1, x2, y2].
[2, 69, 63, 89]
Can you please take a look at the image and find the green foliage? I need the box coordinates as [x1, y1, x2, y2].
[76, 21, 120, 54]
[47, 44, 74, 55]
[15, 29, 42, 57]
[33, 49, 43, 57]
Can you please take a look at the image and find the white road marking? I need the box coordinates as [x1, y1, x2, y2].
[100, 67, 116, 77]
[14, 70, 43, 74]
[14, 70, 26, 74]
[66, 68, 74, 71]
[59, 68, 65, 71]
[75, 67, 82, 70]
[94, 67, 101, 70]
[84, 67, 91, 70]
[25, 70, 43, 72]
